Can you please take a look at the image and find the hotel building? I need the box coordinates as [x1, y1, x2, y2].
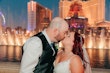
[59, 0, 110, 27]
[27, 0, 52, 32]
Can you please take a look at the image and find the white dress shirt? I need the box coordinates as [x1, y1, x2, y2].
[19, 29, 52, 73]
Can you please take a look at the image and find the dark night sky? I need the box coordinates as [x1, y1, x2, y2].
[105, 0, 110, 21]
[0, 0, 110, 29]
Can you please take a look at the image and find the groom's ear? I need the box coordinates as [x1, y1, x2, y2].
[53, 28, 59, 36]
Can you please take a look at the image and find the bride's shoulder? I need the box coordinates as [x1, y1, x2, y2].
[70, 54, 82, 63]
[70, 55, 84, 73]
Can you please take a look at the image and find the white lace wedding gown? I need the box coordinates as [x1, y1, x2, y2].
[54, 50, 92, 73]
[54, 59, 71, 73]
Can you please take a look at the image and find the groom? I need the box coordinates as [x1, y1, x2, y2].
[19, 17, 69, 73]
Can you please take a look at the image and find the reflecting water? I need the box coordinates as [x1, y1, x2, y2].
[0, 46, 110, 69]
[87, 48, 110, 69]
[0, 45, 22, 62]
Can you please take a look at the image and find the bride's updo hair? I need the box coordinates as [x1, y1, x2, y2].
[72, 32, 83, 59]
[72, 32, 87, 69]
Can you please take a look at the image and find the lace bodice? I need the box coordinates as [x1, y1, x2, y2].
[54, 59, 71, 73]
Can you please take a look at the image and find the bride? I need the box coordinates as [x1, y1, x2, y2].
[54, 31, 92, 73]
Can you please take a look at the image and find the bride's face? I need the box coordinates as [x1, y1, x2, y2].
[62, 32, 74, 48]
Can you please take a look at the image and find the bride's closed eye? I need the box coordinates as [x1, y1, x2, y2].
[67, 34, 70, 37]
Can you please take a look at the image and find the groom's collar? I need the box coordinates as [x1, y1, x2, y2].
[42, 29, 52, 45]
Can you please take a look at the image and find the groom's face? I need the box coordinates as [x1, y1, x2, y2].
[53, 22, 69, 43]
[55, 29, 69, 42]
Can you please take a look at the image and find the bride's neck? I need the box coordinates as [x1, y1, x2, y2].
[64, 46, 72, 51]
[64, 48, 72, 54]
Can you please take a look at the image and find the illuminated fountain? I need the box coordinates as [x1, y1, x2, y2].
[0, 11, 36, 46]
[98, 29, 106, 48]
[0, 28, 32, 46]
[84, 27, 110, 49]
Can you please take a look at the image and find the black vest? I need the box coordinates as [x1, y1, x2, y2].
[33, 32, 58, 73]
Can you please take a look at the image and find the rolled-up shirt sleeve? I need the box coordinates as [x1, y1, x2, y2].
[19, 36, 42, 73]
